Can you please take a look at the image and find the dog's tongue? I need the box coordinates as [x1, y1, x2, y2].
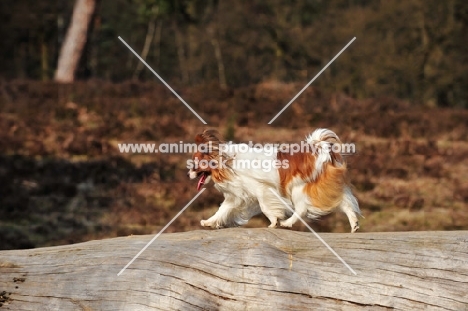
[197, 173, 206, 191]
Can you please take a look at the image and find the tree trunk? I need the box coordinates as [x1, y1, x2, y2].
[210, 32, 227, 90]
[173, 21, 189, 85]
[133, 18, 157, 80]
[0, 229, 466, 310]
[55, 0, 96, 83]
[133, 7, 159, 80]
[154, 20, 163, 69]
[40, 37, 49, 81]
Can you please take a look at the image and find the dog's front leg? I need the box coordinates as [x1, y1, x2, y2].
[200, 198, 234, 229]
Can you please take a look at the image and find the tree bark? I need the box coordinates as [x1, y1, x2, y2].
[54, 0, 96, 83]
[0, 229, 466, 310]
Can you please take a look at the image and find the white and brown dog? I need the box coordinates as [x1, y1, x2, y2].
[187, 128, 361, 232]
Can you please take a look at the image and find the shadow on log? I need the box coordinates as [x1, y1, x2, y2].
[0, 229, 467, 310]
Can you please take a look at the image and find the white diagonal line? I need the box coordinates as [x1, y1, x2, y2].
[118, 36, 207, 125]
[117, 188, 206, 276]
[268, 37, 356, 124]
[269, 188, 357, 275]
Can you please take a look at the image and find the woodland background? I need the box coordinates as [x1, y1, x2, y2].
[0, 0, 467, 250]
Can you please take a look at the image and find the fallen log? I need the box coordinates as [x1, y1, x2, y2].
[0, 229, 467, 310]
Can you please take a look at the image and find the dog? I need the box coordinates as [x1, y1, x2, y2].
[187, 128, 362, 232]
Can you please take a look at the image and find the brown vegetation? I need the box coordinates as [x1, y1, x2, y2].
[0, 81, 467, 250]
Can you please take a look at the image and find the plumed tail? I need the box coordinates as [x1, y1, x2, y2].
[306, 128, 344, 179]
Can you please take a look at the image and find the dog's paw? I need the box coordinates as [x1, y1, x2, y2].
[267, 218, 278, 228]
[280, 219, 293, 228]
[201, 219, 223, 229]
[351, 222, 360, 233]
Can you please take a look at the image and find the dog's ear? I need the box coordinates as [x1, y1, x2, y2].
[202, 129, 221, 142]
[195, 134, 205, 144]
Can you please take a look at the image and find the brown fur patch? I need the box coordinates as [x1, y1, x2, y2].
[211, 161, 232, 183]
[277, 148, 347, 213]
[193, 129, 232, 183]
[277, 151, 316, 195]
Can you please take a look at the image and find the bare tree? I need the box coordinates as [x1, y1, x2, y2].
[55, 0, 96, 83]
[208, 26, 227, 90]
[173, 21, 190, 85]
[133, 6, 160, 80]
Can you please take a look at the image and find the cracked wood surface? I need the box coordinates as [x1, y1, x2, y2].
[0, 229, 467, 310]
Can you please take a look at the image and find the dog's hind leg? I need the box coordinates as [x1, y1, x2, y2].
[257, 188, 287, 228]
[339, 186, 362, 233]
[279, 201, 308, 227]
[258, 197, 279, 228]
[280, 187, 308, 228]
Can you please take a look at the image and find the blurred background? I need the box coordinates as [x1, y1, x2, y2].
[0, 0, 467, 250]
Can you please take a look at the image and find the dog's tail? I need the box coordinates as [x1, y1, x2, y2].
[306, 128, 344, 177]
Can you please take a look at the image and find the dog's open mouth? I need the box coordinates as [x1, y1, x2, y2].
[197, 172, 208, 191]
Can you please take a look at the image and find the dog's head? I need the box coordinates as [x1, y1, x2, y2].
[187, 129, 224, 191]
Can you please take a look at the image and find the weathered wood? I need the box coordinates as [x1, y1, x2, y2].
[0, 229, 467, 310]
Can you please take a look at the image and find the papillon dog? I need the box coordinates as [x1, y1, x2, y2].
[187, 128, 362, 232]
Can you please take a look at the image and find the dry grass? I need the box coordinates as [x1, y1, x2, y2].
[0, 81, 467, 249]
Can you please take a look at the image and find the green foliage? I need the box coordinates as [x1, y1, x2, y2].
[133, 0, 172, 21]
